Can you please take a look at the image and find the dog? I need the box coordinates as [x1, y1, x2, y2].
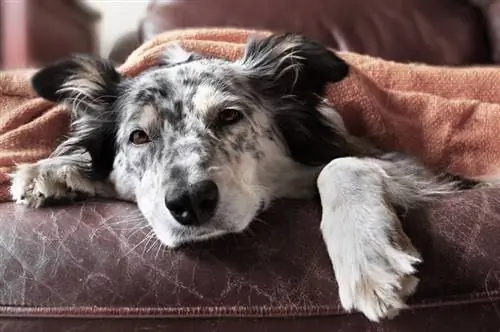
[9, 33, 480, 321]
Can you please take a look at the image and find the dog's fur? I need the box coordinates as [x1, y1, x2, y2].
[9, 34, 481, 321]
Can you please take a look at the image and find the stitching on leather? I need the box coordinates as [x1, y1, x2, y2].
[0, 292, 499, 318]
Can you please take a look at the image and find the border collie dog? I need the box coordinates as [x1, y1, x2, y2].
[10, 34, 473, 321]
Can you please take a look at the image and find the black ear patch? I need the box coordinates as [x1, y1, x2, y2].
[274, 106, 354, 166]
[31, 55, 121, 104]
[31, 55, 123, 181]
[31, 59, 82, 102]
[240, 34, 354, 166]
[240, 33, 349, 98]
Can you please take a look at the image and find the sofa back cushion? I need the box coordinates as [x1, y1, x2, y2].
[144, 0, 491, 65]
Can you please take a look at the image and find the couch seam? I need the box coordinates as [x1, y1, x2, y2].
[0, 291, 499, 319]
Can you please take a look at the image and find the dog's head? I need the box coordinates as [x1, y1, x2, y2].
[31, 34, 351, 246]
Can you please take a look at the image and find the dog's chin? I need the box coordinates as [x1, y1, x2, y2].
[151, 219, 254, 249]
[178, 229, 234, 248]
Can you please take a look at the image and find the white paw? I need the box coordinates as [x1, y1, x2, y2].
[10, 163, 78, 208]
[336, 238, 421, 322]
[317, 157, 424, 322]
[320, 198, 422, 322]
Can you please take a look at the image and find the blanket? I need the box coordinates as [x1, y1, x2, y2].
[1, 28, 500, 202]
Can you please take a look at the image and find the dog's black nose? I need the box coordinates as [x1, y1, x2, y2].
[165, 180, 219, 226]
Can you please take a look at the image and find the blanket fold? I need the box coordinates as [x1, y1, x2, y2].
[1, 28, 500, 202]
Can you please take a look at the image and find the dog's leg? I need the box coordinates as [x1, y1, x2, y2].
[317, 154, 454, 321]
[10, 153, 115, 208]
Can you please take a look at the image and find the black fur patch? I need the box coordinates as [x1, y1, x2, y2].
[241, 33, 352, 165]
[31, 55, 122, 180]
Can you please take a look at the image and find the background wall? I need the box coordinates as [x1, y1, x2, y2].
[84, 0, 148, 57]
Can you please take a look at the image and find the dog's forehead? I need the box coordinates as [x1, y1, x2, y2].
[123, 61, 242, 119]
[134, 61, 232, 95]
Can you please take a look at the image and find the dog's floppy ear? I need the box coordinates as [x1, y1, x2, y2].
[237, 34, 353, 166]
[31, 55, 121, 111]
[158, 43, 203, 67]
[238, 33, 348, 98]
[31, 55, 122, 180]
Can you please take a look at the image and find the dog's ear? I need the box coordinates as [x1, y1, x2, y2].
[237, 33, 348, 98]
[31, 55, 121, 112]
[31, 55, 122, 180]
[158, 43, 203, 67]
[237, 34, 353, 166]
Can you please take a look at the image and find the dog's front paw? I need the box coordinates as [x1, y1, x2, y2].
[9, 163, 77, 208]
[322, 207, 422, 322]
[337, 243, 421, 322]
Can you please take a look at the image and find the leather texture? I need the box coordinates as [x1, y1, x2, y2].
[0, 304, 498, 332]
[0, 189, 499, 330]
[470, 0, 500, 62]
[140, 0, 491, 65]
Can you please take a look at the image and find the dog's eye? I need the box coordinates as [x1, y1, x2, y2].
[129, 130, 151, 145]
[217, 108, 243, 125]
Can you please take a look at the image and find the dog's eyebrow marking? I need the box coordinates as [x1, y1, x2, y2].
[190, 84, 245, 125]
[192, 84, 220, 112]
[135, 104, 161, 132]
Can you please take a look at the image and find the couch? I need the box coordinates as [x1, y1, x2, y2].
[1, 1, 500, 331]
[0, 0, 101, 70]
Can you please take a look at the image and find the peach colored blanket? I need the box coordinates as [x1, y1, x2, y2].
[1, 28, 500, 202]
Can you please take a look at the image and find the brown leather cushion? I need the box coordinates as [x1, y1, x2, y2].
[470, 0, 500, 62]
[143, 0, 491, 65]
[0, 188, 499, 330]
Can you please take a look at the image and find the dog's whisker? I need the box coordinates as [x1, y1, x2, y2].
[252, 217, 271, 227]
[103, 214, 146, 226]
[154, 240, 165, 260]
[102, 222, 149, 233]
[99, 213, 148, 231]
[124, 226, 152, 242]
[121, 231, 155, 258]
[144, 236, 156, 255]
[142, 231, 159, 256]
[244, 226, 256, 237]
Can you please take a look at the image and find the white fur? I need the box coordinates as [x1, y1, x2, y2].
[10, 154, 114, 207]
[317, 157, 422, 321]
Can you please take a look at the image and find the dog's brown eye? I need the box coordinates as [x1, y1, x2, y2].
[217, 108, 243, 125]
[130, 130, 150, 145]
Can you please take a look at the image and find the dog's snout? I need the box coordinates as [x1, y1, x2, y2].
[191, 180, 219, 216]
[165, 180, 219, 226]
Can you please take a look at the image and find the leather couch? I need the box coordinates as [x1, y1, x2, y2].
[110, 0, 494, 65]
[2, 1, 500, 331]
